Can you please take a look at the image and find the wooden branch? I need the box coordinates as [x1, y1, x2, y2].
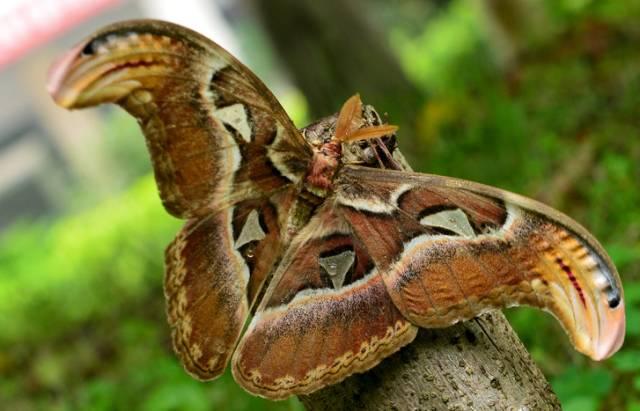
[299, 312, 560, 410]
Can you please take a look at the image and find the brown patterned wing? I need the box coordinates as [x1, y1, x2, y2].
[165, 187, 295, 380]
[232, 204, 418, 399]
[47, 19, 311, 218]
[165, 211, 247, 379]
[336, 165, 625, 361]
[47, 20, 314, 383]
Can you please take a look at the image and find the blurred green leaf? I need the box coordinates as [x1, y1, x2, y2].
[607, 244, 640, 268]
[628, 308, 640, 337]
[564, 397, 598, 411]
[625, 283, 640, 305]
[77, 379, 119, 411]
[552, 367, 613, 406]
[390, 0, 489, 94]
[142, 383, 210, 411]
[611, 351, 640, 372]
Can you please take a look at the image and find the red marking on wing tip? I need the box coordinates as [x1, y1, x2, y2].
[555, 257, 586, 306]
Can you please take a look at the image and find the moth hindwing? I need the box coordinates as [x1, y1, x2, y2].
[48, 19, 625, 400]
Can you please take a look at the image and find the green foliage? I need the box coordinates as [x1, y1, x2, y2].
[0, 177, 301, 410]
[0, 177, 174, 346]
[390, 1, 492, 94]
[552, 367, 614, 411]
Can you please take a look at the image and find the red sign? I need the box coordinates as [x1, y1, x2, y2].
[0, 0, 121, 68]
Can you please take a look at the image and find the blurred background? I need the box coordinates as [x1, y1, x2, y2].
[0, 0, 638, 410]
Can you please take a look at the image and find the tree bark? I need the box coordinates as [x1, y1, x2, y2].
[299, 312, 560, 410]
[252, 1, 562, 409]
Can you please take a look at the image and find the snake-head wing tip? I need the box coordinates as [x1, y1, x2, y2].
[47, 42, 85, 107]
[589, 296, 625, 360]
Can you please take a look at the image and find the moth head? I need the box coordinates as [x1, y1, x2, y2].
[48, 21, 193, 109]
[302, 113, 339, 147]
[301, 94, 399, 167]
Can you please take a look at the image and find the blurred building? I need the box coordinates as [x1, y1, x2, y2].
[0, 0, 241, 230]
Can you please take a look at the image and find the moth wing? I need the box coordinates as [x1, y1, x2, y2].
[231, 204, 418, 399]
[335, 165, 625, 361]
[165, 212, 248, 379]
[165, 188, 296, 380]
[48, 19, 311, 218]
